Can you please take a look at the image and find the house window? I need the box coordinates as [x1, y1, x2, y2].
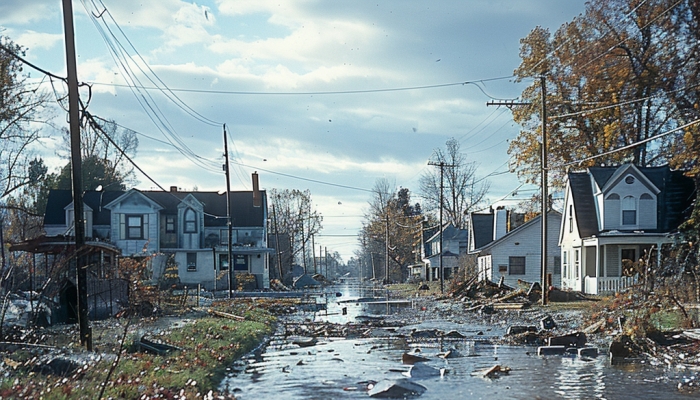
[625, 175, 635, 184]
[219, 254, 229, 271]
[165, 215, 176, 233]
[184, 208, 197, 233]
[622, 196, 636, 225]
[508, 256, 525, 275]
[568, 205, 573, 233]
[562, 251, 568, 278]
[574, 249, 580, 278]
[120, 214, 147, 240]
[553, 256, 561, 275]
[187, 253, 197, 271]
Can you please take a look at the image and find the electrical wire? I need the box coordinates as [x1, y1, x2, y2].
[79, 0, 223, 173]
[554, 118, 699, 169]
[88, 76, 515, 96]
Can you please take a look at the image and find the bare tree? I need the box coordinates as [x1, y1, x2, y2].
[56, 117, 139, 187]
[420, 138, 490, 228]
[268, 189, 323, 267]
[0, 36, 53, 200]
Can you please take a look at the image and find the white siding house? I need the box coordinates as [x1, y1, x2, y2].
[470, 210, 562, 289]
[559, 164, 695, 295]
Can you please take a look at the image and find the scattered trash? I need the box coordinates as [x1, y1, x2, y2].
[402, 351, 429, 365]
[478, 364, 511, 379]
[137, 335, 182, 355]
[368, 379, 427, 398]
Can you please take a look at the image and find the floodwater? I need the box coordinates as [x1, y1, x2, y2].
[221, 281, 698, 399]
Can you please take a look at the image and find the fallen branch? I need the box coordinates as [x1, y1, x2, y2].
[208, 309, 245, 321]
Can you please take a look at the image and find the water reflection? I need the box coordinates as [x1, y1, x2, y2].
[222, 282, 694, 399]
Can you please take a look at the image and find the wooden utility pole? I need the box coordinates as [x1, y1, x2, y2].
[428, 161, 454, 294]
[311, 234, 317, 274]
[540, 76, 549, 305]
[62, 0, 91, 350]
[486, 75, 549, 305]
[272, 203, 283, 281]
[223, 125, 235, 296]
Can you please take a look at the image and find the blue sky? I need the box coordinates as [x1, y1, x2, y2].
[1, 0, 586, 261]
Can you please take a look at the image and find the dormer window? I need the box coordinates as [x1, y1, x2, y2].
[184, 208, 197, 233]
[622, 196, 636, 225]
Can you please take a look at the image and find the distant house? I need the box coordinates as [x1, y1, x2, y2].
[420, 224, 468, 281]
[559, 164, 695, 295]
[42, 186, 273, 291]
[469, 207, 561, 288]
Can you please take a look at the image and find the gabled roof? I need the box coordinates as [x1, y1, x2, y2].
[476, 210, 561, 253]
[568, 164, 695, 237]
[425, 223, 467, 243]
[469, 213, 494, 250]
[568, 172, 599, 238]
[43, 189, 267, 228]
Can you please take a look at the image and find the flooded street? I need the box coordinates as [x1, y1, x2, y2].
[221, 282, 697, 399]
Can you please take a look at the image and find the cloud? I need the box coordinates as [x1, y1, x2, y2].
[0, 0, 54, 25]
[13, 30, 62, 52]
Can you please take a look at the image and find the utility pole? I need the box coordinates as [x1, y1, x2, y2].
[428, 161, 454, 294]
[272, 203, 283, 281]
[62, 0, 91, 351]
[311, 234, 317, 274]
[223, 125, 235, 297]
[540, 76, 549, 306]
[385, 213, 390, 284]
[486, 75, 549, 305]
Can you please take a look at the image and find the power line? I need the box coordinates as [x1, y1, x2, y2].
[88, 76, 515, 96]
[555, 118, 700, 169]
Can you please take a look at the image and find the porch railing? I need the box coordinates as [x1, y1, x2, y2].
[584, 275, 637, 295]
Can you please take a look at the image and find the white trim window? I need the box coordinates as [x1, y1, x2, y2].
[120, 214, 148, 240]
[622, 196, 636, 226]
[184, 208, 197, 233]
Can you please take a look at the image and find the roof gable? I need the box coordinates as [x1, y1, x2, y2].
[478, 211, 561, 252]
[567, 164, 695, 237]
[104, 189, 164, 211]
[600, 164, 660, 195]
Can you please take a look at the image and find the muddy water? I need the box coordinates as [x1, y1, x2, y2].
[221, 283, 697, 399]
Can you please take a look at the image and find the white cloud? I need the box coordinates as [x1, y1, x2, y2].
[13, 30, 62, 51]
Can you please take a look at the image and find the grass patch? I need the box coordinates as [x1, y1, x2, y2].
[1, 299, 277, 399]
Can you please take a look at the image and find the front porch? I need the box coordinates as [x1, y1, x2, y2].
[584, 275, 638, 295]
[562, 233, 668, 295]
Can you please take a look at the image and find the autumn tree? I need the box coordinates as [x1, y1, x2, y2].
[419, 138, 489, 228]
[510, 0, 689, 189]
[268, 189, 322, 269]
[360, 179, 425, 282]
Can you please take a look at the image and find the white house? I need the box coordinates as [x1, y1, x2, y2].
[43, 186, 273, 291]
[469, 208, 562, 289]
[421, 224, 468, 281]
[559, 164, 695, 295]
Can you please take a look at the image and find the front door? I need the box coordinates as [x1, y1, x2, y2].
[621, 247, 637, 276]
[234, 254, 249, 271]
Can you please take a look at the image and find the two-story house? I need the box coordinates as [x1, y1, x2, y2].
[559, 164, 695, 295]
[420, 223, 468, 281]
[43, 186, 272, 291]
[469, 207, 562, 288]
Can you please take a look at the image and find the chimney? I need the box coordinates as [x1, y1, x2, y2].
[252, 172, 261, 207]
[493, 208, 508, 241]
[170, 186, 178, 192]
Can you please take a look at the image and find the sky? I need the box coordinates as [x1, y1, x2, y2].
[0, 0, 586, 262]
